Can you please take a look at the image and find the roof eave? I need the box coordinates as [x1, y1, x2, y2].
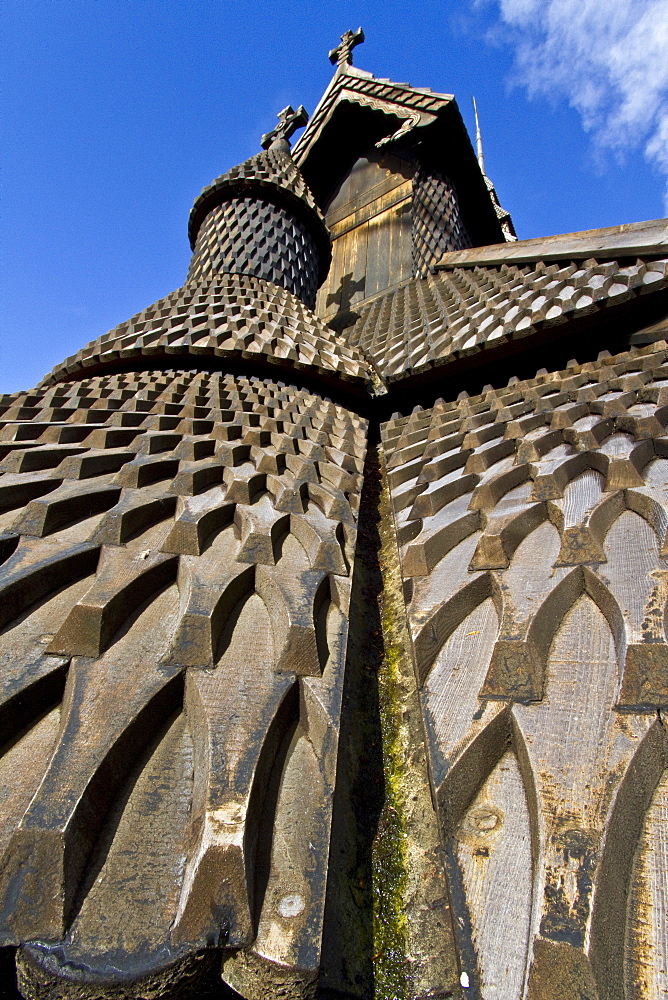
[436, 218, 668, 270]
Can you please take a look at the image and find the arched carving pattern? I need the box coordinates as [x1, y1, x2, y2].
[382, 341, 668, 996]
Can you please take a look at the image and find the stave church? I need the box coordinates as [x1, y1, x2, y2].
[1, 29, 668, 1000]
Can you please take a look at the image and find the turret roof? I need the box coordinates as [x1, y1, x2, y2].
[188, 146, 330, 277]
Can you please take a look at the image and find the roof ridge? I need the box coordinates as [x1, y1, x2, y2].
[436, 218, 668, 270]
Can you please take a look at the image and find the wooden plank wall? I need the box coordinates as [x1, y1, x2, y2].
[316, 153, 415, 324]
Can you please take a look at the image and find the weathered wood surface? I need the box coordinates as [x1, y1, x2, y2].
[0, 370, 366, 998]
[3, 277, 668, 1000]
[38, 273, 372, 392]
[382, 340, 668, 999]
[316, 154, 415, 324]
[345, 256, 668, 381]
[436, 217, 668, 270]
[3, 48, 668, 998]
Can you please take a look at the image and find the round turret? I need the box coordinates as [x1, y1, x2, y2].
[187, 145, 331, 309]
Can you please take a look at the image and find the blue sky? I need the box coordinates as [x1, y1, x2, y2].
[2, 0, 667, 393]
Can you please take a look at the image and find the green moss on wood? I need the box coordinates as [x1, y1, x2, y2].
[371, 457, 412, 999]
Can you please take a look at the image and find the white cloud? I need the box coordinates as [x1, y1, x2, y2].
[489, 0, 668, 212]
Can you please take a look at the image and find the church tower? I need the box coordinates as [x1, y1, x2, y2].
[1, 30, 668, 1000]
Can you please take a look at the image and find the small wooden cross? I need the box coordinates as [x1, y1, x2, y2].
[261, 105, 309, 150]
[329, 27, 365, 67]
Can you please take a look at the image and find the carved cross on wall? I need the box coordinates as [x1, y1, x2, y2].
[261, 104, 309, 150]
[329, 27, 365, 67]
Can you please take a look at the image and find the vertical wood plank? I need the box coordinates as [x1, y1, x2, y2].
[424, 596, 500, 779]
[454, 749, 533, 1000]
[67, 712, 194, 958]
[0, 706, 61, 861]
[561, 470, 604, 529]
[625, 766, 668, 999]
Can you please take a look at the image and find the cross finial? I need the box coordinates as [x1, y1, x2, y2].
[329, 27, 364, 67]
[261, 104, 309, 151]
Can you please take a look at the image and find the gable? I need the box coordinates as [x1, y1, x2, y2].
[316, 152, 415, 325]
